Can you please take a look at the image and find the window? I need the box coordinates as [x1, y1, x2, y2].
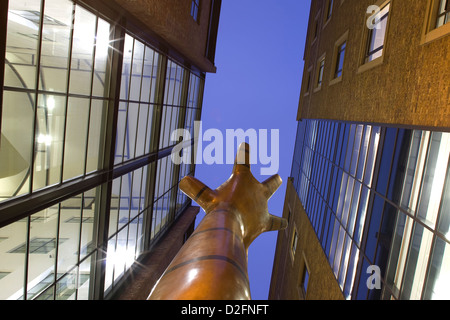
[191, 0, 200, 22]
[291, 229, 298, 258]
[315, 56, 326, 89]
[304, 68, 312, 96]
[299, 256, 310, 298]
[325, 0, 334, 22]
[330, 30, 348, 84]
[312, 10, 321, 42]
[314, 19, 319, 39]
[421, 0, 450, 44]
[436, 0, 450, 28]
[365, 3, 390, 63]
[334, 42, 346, 78]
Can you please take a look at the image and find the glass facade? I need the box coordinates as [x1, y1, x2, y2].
[0, 0, 203, 299]
[291, 119, 450, 300]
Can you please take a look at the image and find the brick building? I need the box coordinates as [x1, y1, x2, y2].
[269, 0, 449, 300]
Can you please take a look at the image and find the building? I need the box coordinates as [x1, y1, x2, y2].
[269, 0, 449, 300]
[0, 0, 221, 300]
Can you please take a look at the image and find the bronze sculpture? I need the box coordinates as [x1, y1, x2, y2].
[148, 142, 287, 300]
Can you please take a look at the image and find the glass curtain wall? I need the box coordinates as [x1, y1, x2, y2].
[292, 119, 450, 300]
[0, 0, 204, 300]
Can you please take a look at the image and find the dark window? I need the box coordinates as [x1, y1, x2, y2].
[317, 59, 325, 87]
[291, 230, 298, 257]
[306, 71, 312, 92]
[326, 0, 334, 21]
[313, 18, 319, 39]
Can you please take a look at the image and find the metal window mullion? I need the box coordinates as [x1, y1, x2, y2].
[52, 203, 62, 300]
[142, 49, 157, 156]
[22, 215, 32, 300]
[130, 42, 147, 161]
[29, 0, 48, 195]
[22, 0, 45, 298]
[142, 54, 168, 250]
[169, 70, 190, 221]
[82, 15, 100, 176]
[74, 192, 85, 300]
[0, 0, 9, 136]
[358, 127, 386, 260]
[59, 3, 77, 186]
[91, 18, 126, 300]
[121, 38, 135, 163]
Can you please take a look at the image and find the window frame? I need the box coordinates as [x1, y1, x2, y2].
[335, 42, 346, 78]
[191, 0, 201, 23]
[299, 253, 311, 299]
[330, 30, 349, 86]
[323, 0, 334, 28]
[421, 0, 450, 45]
[290, 227, 299, 261]
[314, 53, 326, 92]
[357, 0, 391, 73]
[364, 3, 390, 63]
[435, 0, 450, 28]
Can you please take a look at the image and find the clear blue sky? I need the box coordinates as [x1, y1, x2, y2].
[194, 0, 312, 299]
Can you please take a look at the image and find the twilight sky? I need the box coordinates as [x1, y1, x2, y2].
[194, 0, 312, 299]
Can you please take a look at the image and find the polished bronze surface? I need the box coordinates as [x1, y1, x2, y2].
[148, 143, 287, 300]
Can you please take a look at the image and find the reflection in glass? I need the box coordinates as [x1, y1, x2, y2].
[140, 46, 158, 103]
[129, 40, 145, 102]
[63, 97, 90, 181]
[363, 126, 381, 187]
[69, 5, 96, 96]
[0, 219, 27, 299]
[437, 162, 450, 240]
[86, 99, 107, 174]
[423, 237, 450, 299]
[92, 18, 112, 97]
[120, 34, 134, 100]
[32, 94, 65, 191]
[344, 243, 359, 299]
[4, 0, 41, 89]
[26, 205, 59, 300]
[58, 197, 82, 278]
[400, 130, 428, 214]
[416, 132, 450, 228]
[400, 224, 433, 299]
[39, 0, 73, 93]
[0, 91, 34, 201]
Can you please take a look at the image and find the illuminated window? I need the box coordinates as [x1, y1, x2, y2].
[1, 0, 205, 301]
